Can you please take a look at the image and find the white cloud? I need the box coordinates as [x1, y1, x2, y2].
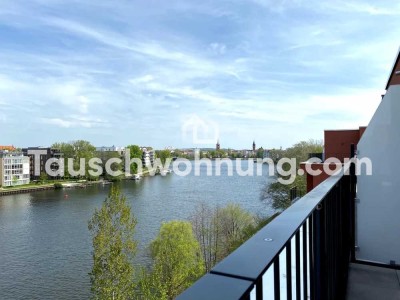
[41, 118, 72, 128]
[40, 116, 109, 128]
[209, 43, 226, 55]
[0, 74, 27, 90]
[0, 0, 398, 148]
[50, 83, 91, 113]
[322, 2, 400, 16]
[129, 75, 154, 85]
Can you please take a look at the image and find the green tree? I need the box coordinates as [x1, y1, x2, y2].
[217, 204, 256, 256]
[284, 140, 323, 169]
[216, 149, 228, 158]
[52, 142, 75, 160]
[140, 221, 204, 300]
[199, 151, 209, 159]
[39, 172, 48, 183]
[264, 175, 308, 210]
[52, 140, 96, 179]
[97, 151, 123, 181]
[268, 147, 285, 163]
[256, 147, 264, 158]
[190, 203, 256, 272]
[126, 145, 143, 175]
[155, 149, 172, 165]
[190, 203, 221, 272]
[263, 140, 323, 210]
[12, 175, 18, 186]
[72, 140, 97, 179]
[88, 186, 137, 300]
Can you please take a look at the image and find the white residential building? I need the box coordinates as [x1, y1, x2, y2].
[96, 146, 126, 155]
[141, 148, 155, 168]
[0, 151, 30, 187]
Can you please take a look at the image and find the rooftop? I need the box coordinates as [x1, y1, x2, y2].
[0, 146, 16, 151]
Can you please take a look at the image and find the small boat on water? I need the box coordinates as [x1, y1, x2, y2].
[133, 174, 141, 180]
[102, 181, 112, 185]
[160, 169, 172, 176]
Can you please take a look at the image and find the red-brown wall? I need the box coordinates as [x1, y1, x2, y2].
[387, 56, 400, 88]
[324, 130, 359, 162]
[324, 127, 366, 162]
[303, 127, 366, 192]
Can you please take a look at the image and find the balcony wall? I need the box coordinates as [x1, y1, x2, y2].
[357, 84, 400, 265]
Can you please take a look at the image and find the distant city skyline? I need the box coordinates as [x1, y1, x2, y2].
[6, 140, 265, 151]
[1, 1, 399, 149]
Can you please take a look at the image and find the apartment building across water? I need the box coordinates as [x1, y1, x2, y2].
[0, 151, 30, 187]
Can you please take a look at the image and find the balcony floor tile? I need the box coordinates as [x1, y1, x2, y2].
[346, 263, 400, 300]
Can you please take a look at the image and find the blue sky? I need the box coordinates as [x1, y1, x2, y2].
[0, 0, 398, 150]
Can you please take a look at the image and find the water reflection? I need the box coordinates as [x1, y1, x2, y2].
[0, 161, 273, 299]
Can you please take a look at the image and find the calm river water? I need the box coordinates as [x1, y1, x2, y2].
[0, 161, 274, 299]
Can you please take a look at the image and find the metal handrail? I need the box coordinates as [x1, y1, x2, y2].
[178, 162, 355, 300]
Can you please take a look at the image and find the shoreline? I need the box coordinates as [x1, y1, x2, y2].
[0, 185, 57, 196]
[0, 168, 174, 196]
[0, 180, 104, 196]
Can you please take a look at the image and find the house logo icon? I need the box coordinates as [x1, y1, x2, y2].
[181, 114, 220, 145]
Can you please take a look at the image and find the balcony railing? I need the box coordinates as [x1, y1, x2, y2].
[178, 162, 356, 300]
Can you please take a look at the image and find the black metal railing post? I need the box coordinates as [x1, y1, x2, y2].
[313, 202, 327, 300]
[340, 168, 351, 299]
[255, 276, 263, 300]
[274, 257, 280, 300]
[295, 231, 301, 300]
[290, 186, 297, 201]
[286, 241, 292, 300]
[302, 221, 308, 300]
